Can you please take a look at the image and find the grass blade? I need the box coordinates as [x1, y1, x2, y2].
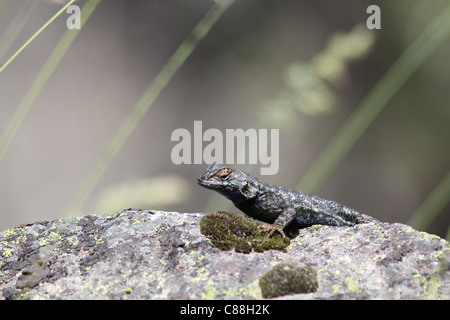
[0, 0, 10, 21]
[408, 170, 450, 232]
[0, 0, 39, 63]
[0, 0, 39, 61]
[0, 0, 76, 73]
[296, 4, 450, 195]
[64, 0, 236, 217]
[0, 0, 101, 164]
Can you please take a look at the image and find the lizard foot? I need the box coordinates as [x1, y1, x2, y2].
[257, 224, 286, 239]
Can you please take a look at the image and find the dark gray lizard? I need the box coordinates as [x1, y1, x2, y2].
[197, 163, 378, 237]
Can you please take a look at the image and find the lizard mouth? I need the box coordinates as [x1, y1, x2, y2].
[197, 178, 208, 186]
[197, 178, 216, 189]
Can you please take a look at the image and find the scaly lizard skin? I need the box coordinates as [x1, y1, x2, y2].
[197, 163, 378, 236]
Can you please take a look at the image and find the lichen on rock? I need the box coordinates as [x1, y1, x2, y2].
[0, 209, 449, 300]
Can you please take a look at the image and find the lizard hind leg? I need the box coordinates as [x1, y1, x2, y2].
[261, 207, 297, 238]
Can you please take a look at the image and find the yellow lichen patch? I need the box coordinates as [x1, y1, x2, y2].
[37, 231, 63, 247]
[201, 280, 216, 300]
[2, 247, 13, 258]
[345, 277, 360, 293]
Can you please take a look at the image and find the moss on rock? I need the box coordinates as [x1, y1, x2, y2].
[200, 211, 289, 253]
[259, 262, 318, 298]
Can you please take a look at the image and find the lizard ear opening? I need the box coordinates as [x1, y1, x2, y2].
[240, 181, 258, 198]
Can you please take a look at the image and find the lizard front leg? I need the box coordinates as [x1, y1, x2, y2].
[259, 207, 297, 238]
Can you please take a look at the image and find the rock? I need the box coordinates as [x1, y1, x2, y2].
[0, 209, 448, 299]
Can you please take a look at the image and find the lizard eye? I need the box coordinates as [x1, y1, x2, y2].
[215, 168, 232, 180]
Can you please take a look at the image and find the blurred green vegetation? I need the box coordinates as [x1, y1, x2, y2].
[0, 0, 96, 163]
[0, 0, 448, 239]
[94, 175, 189, 214]
[259, 24, 376, 128]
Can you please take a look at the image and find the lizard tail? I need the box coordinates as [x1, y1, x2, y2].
[356, 213, 379, 224]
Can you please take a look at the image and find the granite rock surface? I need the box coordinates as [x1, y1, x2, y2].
[0, 209, 448, 299]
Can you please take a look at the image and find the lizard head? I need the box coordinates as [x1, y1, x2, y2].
[197, 163, 258, 202]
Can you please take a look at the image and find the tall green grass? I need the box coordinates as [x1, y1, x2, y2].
[297, 3, 450, 195]
[408, 170, 450, 233]
[0, 1, 448, 239]
[295, 3, 450, 239]
[0, 0, 75, 73]
[64, 0, 237, 217]
[0, 0, 85, 163]
[0, 0, 39, 63]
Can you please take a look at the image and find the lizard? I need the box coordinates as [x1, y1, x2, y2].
[197, 163, 378, 237]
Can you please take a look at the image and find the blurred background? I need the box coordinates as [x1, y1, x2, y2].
[0, 0, 449, 238]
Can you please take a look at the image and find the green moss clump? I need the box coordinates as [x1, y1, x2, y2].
[259, 262, 318, 298]
[200, 211, 289, 253]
